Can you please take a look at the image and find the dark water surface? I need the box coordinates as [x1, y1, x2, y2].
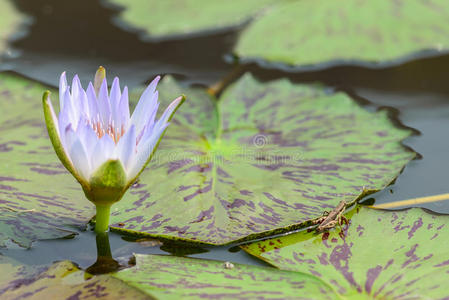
[3, 0, 449, 271]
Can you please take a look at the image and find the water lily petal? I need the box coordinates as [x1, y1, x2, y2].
[118, 86, 130, 130]
[130, 95, 184, 179]
[145, 91, 159, 128]
[69, 137, 91, 181]
[91, 134, 116, 174]
[59, 72, 67, 109]
[97, 78, 111, 127]
[76, 121, 98, 158]
[110, 77, 121, 129]
[59, 88, 76, 136]
[71, 75, 81, 100]
[137, 99, 159, 145]
[130, 76, 160, 133]
[128, 123, 168, 180]
[154, 96, 184, 130]
[110, 77, 121, 111]
[76, 81, 90, 118]
[86, 82, 99, 119]
[58, 111, 70, 148]
[115, 124, 136, 172]
[63, 124, 76, 154]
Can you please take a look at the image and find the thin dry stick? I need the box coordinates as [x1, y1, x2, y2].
[371, 193, 449, 209]
[1, 207, 36, 213]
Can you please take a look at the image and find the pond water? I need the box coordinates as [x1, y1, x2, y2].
[2, 0, 449, 273]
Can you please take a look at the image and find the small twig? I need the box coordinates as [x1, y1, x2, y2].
[1, 207, 36, 213]
[207, 64, 244, 97]
[370, 193, 449, 209]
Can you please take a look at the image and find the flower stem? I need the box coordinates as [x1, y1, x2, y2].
[95, 232, 112, 257]
[95, 204, 111, 233]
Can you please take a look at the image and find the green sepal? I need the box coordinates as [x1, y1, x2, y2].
[42, 91, 89, 188]
[85, 159, 127, 206]
[127, 94, 186, 189]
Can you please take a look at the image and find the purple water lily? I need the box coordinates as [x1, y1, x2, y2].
[43, 67, 184, 232]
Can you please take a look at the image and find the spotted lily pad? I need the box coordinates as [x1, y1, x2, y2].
[113, 254, 334, 299]
[0, 73, 94, 248]
[242, 206, 449, 299]
[0, 0, 26, 59]
[109, 74, 415, 245]
[235, 0, 449, 68]
[0, 256, 149, 299]
[103, 0, 277, 40]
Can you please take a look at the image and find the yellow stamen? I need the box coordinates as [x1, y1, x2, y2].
[89, 119, 124, 144]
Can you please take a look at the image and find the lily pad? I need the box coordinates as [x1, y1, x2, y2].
[103, 0, 276, 39]
[235, 0, 449, 68]
[113, 253, 334, 299]
[0, 256, 149, 299]
[109, 74, 415, 245]
[0, 73, 94, 248]
[0, 0, 26, 59]
[242, 206, 449, 299]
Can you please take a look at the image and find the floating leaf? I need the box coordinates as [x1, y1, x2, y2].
[0, 255, 44, 292]
[113, 254, 335, 299]
[235, 0, 449, 68]
[0, 256, 149, 299]
[109, 74, 415, 245]
[242, 206, 449, 299]
[103, 0, 276, 39]
[0, 73, 94, 248]
[0, 0, 27, 59]
[0, 253, 340, 298]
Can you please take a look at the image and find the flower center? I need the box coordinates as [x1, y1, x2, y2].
[91, 119, 125, 144]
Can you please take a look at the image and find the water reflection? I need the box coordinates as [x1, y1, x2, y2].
[86, 232, 120, 275]
[160, 241, 208, 256]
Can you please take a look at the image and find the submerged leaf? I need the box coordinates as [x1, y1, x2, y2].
[242, 206, 449, 299]
[0, 73, 94, 248]
[235, 0, 449, 68]
[103, 0, 276, 39]
[108, 74, 415, 245]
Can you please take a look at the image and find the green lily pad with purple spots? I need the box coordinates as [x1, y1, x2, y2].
[242, 206, 449, 299]
[0, 73, 95, 248]
[108, 74, 415, 245]
[235, 0, 449, 69]
[103, 0, 277, 40]
[0, 256, 149, 299]
[113, 253, 335, 299]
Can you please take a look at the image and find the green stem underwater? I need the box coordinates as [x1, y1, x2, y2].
[94, 204, 111, 233]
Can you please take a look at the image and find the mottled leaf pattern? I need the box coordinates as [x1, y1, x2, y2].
[0, 73, 94, 248]
[109, 74, 415, 244]
[242, 206, 449, 299]
[0, 0, 26, 59]
[235, 0, 449, 68]
[0, 256, 150, 299]
[113, 254, 334, 299]
[104, 0, 276, 39]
